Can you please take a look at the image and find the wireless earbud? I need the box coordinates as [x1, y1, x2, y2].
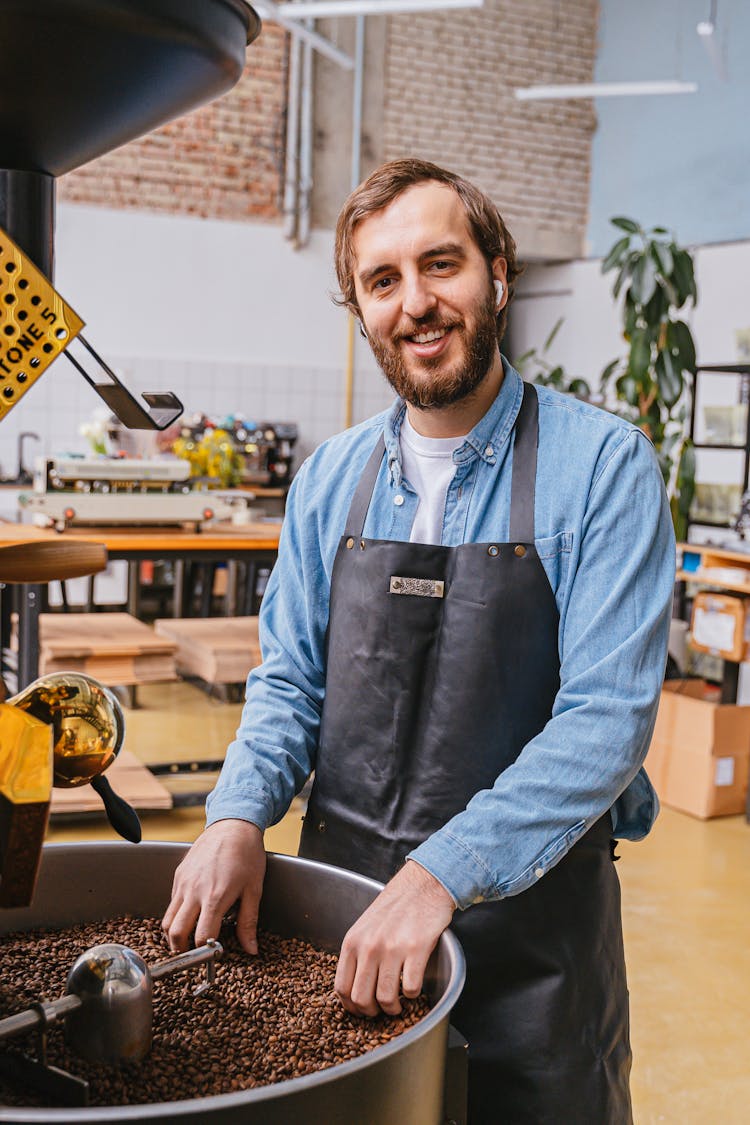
[494, 279, 504, 307]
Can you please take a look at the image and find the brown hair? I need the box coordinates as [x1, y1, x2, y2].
[334, 158, 522, 344]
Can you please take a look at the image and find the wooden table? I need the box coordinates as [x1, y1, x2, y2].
[0, 520, 281, 689]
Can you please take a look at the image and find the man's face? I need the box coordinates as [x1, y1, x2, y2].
[352, 182, 507, 409]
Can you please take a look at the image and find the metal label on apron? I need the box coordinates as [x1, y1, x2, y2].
[389, 576, 445, 598]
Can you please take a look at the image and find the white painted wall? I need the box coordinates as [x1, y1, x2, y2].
[510, 239, 750, 546]
[0, 204, 391, 479]
[510, 239, 750, 393]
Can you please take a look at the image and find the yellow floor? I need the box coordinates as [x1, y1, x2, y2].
[46, 682, 750, 1123]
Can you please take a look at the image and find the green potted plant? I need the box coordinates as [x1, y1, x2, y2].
[514, 318, 593, 400]
[600, 217, 698, 540]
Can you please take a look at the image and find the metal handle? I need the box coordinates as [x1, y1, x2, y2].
[150, 938, 223, 996]
[0, 993, 80, 1044]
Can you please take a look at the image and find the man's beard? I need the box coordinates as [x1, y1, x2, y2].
[366, 289, 499, 409]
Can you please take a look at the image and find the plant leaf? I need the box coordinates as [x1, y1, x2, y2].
[544, 317, 564, 352]
[601, 235, 631, 274]
[651, 241, 674, 278]
[668, 319, 697, 374]
[600, 358, 620, 386]
[611, 216, 640, 234]
[644, 285, 668, 326]
[627, 327, 652, 383]
[616, 373, 640, 407]
[568, 378, 592, 397]
[671, 249, 697, 306]
[513, 348, 536, 371]
[655, 350, 683, 408]
[630, 252, 658, 306]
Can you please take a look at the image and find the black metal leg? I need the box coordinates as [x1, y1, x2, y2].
[200, 564, 216, 617]
[127, 561, 140, 617]
[721, 660, 740, 704]
[174, 560, 185, 617]
[17, 583, 41, 689]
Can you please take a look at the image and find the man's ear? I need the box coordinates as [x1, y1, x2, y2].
[492, 257, 508, 309]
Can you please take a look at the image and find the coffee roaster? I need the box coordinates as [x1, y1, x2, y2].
[0, 655, 466, 1122]
[0, 6, 468, 1119]
[0, 0, 260, 430]
[0, 848, 466, 1124]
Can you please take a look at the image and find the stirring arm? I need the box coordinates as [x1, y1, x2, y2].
[63, 334, 183, 430]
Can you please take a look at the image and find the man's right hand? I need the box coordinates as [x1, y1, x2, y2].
[161, 819, 266, 954]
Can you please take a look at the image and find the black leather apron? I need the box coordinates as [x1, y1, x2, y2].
[299, 384, 632, 1123]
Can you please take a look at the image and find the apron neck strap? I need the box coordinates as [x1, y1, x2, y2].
[509, 381, 539, 543]
[346, 433, 387, 537]
[345, 381, 540, 540]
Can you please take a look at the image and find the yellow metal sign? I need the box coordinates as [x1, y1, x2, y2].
[0, 228, 84, 422]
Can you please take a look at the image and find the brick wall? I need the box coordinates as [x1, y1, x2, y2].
[58, 25, 288, 222]
[383, 0, 599, 259]
[56, 5, 598, 256]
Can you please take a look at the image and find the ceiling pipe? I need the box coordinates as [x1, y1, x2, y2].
[282, 25, 303, 242]
[253, 0, 354, 68]
[296, 21, 315, 249]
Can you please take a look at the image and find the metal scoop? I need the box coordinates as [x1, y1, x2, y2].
[0, 939, 222, 1067]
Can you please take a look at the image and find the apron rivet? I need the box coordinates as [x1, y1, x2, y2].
[514, 544, 526, 558]
[360, 540, 366, 550]
[346, 537, 354, 549]
[317, 820, 326, 833]
[488, 545, 499, 557]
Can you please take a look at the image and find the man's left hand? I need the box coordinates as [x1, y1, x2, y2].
[334, 860, 456, 1017]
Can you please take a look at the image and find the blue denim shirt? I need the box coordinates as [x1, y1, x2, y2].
[206, 362, 675, 911]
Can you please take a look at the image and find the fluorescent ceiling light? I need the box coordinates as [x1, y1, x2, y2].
[275, 0, 483, 18]
[515, 80, 698, 100]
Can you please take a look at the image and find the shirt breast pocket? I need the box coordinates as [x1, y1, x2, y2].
[535, 530, 573, 597]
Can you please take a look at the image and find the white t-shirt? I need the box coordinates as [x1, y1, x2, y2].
[399, 414, 467, 544]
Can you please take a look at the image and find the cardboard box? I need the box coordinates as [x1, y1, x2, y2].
[690, 592, 749, 663]
[646, 680, 750, 818]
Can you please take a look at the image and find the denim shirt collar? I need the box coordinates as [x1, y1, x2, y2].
[383, 356, 524, 486]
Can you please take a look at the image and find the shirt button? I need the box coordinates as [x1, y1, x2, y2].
[484, 444, 494, 457]
[394, 494, 405, 506]
[534, 867, 544, 879]
[472, 894, 485, 904]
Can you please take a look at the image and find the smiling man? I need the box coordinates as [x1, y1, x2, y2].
[163, 159, 675, 1123]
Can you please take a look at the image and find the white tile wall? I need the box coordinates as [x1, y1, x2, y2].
[0, 351, 395, 480]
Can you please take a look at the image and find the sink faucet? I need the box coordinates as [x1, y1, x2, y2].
[17, 431, 40, 484]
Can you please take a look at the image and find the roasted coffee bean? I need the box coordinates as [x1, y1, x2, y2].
[0, 916, 430, 1108]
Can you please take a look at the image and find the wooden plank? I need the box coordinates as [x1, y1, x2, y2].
[154, 616, 262, 684]
[50, 749, 173, 814]
[38, 613, 178, 685]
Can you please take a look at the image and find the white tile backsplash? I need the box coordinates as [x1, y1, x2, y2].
[1, 352, 397, 480]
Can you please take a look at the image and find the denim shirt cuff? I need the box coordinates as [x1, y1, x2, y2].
[205, 786, 273, 833]
[407, 830, 495, 911]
